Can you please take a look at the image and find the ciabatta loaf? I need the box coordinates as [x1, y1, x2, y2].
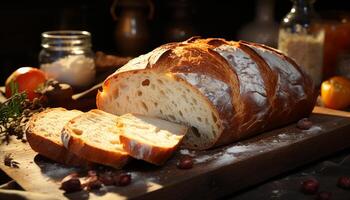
[97, 37, 316, 150]
[117, 113, 188, 165]
[26, 108, 87, 166]
[61, 109, 129, 168]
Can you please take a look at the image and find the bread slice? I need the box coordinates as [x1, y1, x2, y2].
[26, 108, 88, 166]
[117, 113, 188, 165]
[61, 109, 129, 168]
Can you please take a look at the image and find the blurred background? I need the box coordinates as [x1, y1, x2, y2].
[1, 0, 350, 83]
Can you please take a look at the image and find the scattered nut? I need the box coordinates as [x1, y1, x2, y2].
[297, 118, 313, 130]
[141, 79, 150, 86]
[22, 109, 31, 116]
[114, 173, 132, 186]
[301, 179, 319, 194]
[4, 154, 19, 168]
[99, 171, 115, 186]
[84, 176, 102, 191]
[87, 170, 97, 177]
[315, 191, 332, 200]
[337, 176, 350, 189]
[60, 173, 82, 193]
[177, 156, 193, 169]
[61, 173, 78, 182]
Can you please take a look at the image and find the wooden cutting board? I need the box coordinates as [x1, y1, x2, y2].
[1, 106, 350, 200]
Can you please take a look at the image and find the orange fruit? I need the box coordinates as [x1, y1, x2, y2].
[5, 67, 47, 100]
[321, 76, 350, 110]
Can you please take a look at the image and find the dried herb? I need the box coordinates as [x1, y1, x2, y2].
[4, 153, 19, 168]
[0, 81, 45, 144]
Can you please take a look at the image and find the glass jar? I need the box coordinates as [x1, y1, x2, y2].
[39, 30, 96, 88]
[278, 0, 325, 86]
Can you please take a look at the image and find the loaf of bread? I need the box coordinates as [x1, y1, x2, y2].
[61, 109, 130, 169]
[26, 108, 88, 166]
[117, 113, 188, 165]
[97, 37, 316, 150]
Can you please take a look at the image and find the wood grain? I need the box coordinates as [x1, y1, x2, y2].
[1, 106, 350, 200]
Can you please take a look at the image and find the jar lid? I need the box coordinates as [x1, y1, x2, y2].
[41, 30, 92, 49]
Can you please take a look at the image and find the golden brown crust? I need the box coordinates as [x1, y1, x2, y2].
[26, 108, 88, 167]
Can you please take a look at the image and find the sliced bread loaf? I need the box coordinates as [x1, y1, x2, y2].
[97, 38, 316, 150]
[117, 113, 188, 165]
[26, 108, 88, 166]
[61, 109, 129, 169]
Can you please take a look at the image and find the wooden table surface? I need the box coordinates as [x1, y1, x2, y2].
[1, 106, 350, 200]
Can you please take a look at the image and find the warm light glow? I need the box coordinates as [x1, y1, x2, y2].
[322, 82, 331, 91]
[17, 67, 32, 74]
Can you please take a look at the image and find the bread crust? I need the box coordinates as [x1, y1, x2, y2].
[26, 108, 88, 166]
[119, 135, 177, 166]
[97, 37, 317, 149]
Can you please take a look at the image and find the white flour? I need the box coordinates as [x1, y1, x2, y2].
[214, 44, 268, 111]
[278, 133, 289, 139]
[193, 144, 259, 165]
[247, 44, 306, 101]
[41, 55, 95, 87]
[179, 149, 196, 156]
[176, 73, 232, 114]
[194, 155, 212, 163]
[192, 125, 323, 166]
[226, 145, 254, 154]
[303, 125, 322, 134]
[213, 153, 236, 166]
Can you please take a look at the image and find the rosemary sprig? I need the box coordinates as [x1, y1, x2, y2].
[0, 91, 27, 122]
[0, 81, 45, 144]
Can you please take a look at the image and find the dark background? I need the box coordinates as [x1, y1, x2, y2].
[0, 0, 349, 83]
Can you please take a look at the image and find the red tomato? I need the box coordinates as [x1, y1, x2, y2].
[5, 67, 47, 100]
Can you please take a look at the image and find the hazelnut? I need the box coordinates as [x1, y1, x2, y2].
[87, 179, 102, 191]
[315, 191, 332, 200]
[177, 156, 193, 169]
[82, 175, 102, 191]
[114, 173, 132, 186]
[99, 172, 115, 186]
[301, 179, 319, 194]
[337, 176, 350, 189]
[61, 173, 79, 182]
[297, 118, 313, 130]
[60, 173, 82, 193]
[87, 170, 97, 177]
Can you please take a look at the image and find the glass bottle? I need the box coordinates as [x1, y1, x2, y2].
[278, 0, 325, 85]
[39, 31, 95, 88]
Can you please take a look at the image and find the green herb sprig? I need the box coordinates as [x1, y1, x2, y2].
[0, 81, 45, 144]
